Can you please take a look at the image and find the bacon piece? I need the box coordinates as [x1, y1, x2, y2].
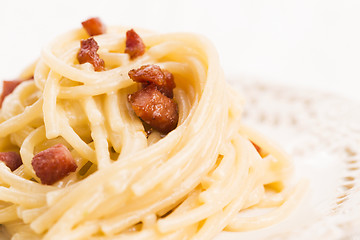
[128, 85, 178, 134]
[0, 78, 33, 108]
[81, 17, 106, 36]
[251, 141, 267, 158]
[125, 29, 146, 59]
[158, 70, 176, 99]
[129, 65, 165, 85]
[0, 152, 22, 171]
[0, 80, 23, 107]
[32, 144, 77, 185]
[77, 37, 105, 71]
[128, 65, 176, 98]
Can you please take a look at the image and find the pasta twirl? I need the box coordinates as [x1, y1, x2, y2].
[0, 21, 299, 240]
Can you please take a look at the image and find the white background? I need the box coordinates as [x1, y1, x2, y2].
[1, 0, 360, 101]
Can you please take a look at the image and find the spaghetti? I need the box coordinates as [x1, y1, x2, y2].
[0, 18, 301, 239]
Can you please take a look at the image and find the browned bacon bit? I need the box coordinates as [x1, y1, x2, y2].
[0, 80, 23, 107]
[81, 17, 106, 36]
[32, 144, 77, 185]
[77, 37, 105, 71]
[128, 85, 178, 134]
[251, 141, 267, 158]
[0, 78, 33, 108]
[0, 152, 22, 171]
[125, 29, 146, 59]
[128, 65, 176, 98]
[129, 65, 165, 85]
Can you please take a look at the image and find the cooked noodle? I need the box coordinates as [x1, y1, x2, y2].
[0, 25, 300, 239]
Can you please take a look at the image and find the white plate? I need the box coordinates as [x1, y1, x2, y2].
[216, 79, 360, 239]
[1, 80, 360, 239]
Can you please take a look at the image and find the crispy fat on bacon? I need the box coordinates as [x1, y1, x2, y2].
[77, 37, 105, 71]
[0, 152, 22, 171]
[125, 29, 146, 59]
[81, 17, 106, 36]
[32, 144, 77, 185]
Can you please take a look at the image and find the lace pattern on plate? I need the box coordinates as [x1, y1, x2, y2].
[219, 79, 360, 240]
